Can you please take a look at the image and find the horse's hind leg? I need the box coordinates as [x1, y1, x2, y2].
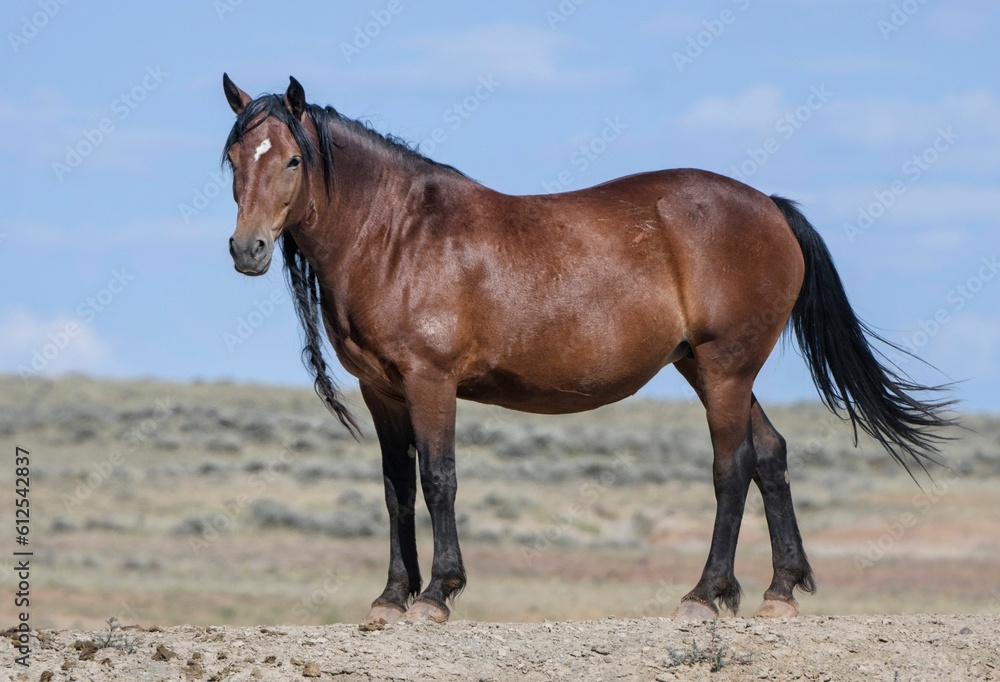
[672, 353, 757, 619]
[750, 397, 815, 617]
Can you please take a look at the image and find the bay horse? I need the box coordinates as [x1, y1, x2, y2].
[221, 75, 952, 623]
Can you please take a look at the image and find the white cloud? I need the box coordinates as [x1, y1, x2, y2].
[679, 85, 788, 134]
[796, 56, 906, 75]
[824, 90, 1000, 148]
[0, 89, 211, 176]
[927, 6, 995, 44]
[320, 23, 624, 92]
[2, 215, 225, 251]
[916, 229, 969, 250]
[818, 184, 1000, 228]
[674, 89, 1000, 164]
[0, 309, 115, 376]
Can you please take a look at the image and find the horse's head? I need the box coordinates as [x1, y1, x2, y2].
[222, 74, 315, 276]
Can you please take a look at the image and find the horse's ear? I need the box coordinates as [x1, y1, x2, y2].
[285, 76, 306, 120]
[223, 73, 251, 115]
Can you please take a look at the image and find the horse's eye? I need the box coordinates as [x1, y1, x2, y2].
[287, 156, 301, 169]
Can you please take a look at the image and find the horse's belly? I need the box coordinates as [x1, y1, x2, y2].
[457, 325, 688, 414]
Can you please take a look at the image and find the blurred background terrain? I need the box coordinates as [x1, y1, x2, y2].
[2, 373, 997, 630]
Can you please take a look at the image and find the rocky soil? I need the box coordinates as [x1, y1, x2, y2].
[5, 614, 999, 681]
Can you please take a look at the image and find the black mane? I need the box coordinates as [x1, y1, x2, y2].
[222, 94, 462, 196]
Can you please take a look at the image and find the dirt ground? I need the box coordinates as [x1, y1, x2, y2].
[5, 614, 998, 681]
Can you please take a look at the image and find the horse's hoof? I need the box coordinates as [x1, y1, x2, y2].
[361, 603, 405, 628]
[672, 599, 719, 621]
[404, 599, 450, 623]
[753, 598, 799, 618]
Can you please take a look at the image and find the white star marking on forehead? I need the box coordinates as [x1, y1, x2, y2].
[253, 138, 272, 162]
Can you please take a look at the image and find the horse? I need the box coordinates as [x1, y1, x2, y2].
[221, 74, 952, 624]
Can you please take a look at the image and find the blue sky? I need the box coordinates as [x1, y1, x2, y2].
[2, 1, 998, 412]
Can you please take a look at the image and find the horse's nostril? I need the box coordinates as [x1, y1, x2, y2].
[229, 237, 236, 257]
[252, 239, 267, 258]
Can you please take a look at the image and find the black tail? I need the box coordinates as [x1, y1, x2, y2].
[771, 195, 955, 476]
[281, 233, 361, 439]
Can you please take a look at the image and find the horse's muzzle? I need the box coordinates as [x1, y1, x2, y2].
[229, 233, 273, 276]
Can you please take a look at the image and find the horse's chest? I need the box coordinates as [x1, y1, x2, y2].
[330, 333, 384, 384]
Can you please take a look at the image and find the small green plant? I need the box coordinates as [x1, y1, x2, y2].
[663, 621, 752, 673]
[93, 617, 141, 654]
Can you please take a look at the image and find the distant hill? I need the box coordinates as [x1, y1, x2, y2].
[4, 373, 996, 483]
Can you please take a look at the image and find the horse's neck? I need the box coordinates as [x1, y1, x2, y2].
[297, 133, 398, 249]
[288, 134, 416, 318]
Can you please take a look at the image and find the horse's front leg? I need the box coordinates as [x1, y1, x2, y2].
[360, 383, 421, 626]
[400, 373, 465, 623]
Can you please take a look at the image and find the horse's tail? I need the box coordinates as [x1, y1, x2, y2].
[281, 233, 361, 439]
[771, 195, 955, 475]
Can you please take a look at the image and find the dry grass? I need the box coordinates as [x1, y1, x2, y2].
[1, 373, 998, 629]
